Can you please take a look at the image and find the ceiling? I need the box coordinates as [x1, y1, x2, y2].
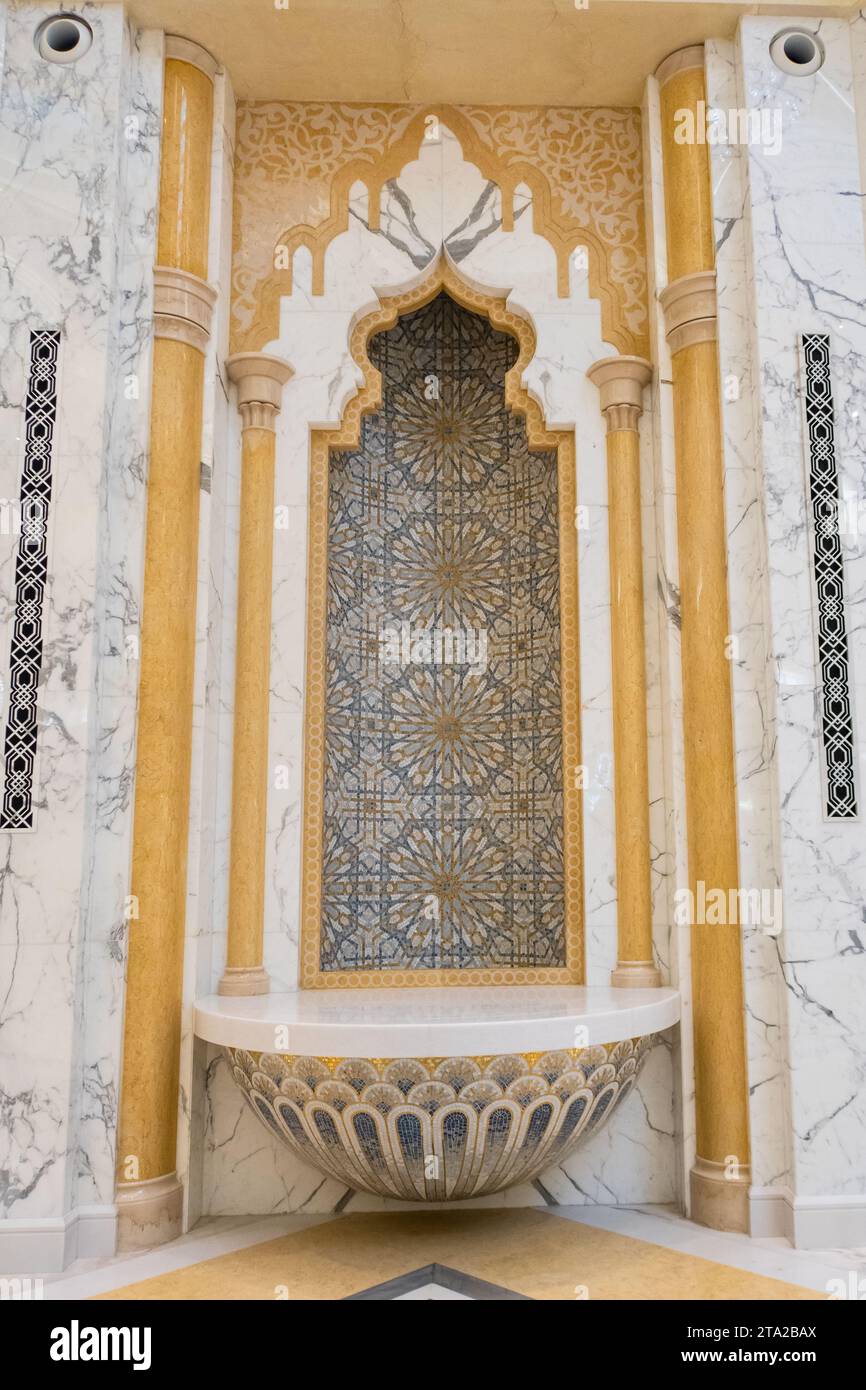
[115, 0, 857, 105]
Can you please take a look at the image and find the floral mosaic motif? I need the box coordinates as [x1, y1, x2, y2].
[322, 294, 565, 974]
[231, 101, 418, 342]
[226, 1036, 656, 1201]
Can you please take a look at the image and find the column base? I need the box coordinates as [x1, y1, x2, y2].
[610, 960, 661, 988]
[116, 1173, 183, 1251]
[690, 1158, 751, 1234]
[218, 964, 271, 996]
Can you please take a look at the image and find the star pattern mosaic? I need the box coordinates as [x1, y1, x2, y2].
[322, 293, 565, 973]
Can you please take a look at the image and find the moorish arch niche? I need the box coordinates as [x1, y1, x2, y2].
[300, 266, 583, 987]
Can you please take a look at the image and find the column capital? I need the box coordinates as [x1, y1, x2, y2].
[586, 355, 652, 432]
[659, 270, 717, 354]
[164, 34, 220, 79]
[655, 45, 705, 88]
[226, 352, 293, 431]
[153, 265, 217, 353]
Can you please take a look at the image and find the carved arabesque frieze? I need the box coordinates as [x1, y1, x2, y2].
[231, 101, 649, 358]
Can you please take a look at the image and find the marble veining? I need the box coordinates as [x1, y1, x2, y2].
[0, 4, 163, 1251]
[736, 16, 866, 1208]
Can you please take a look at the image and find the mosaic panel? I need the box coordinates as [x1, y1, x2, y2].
[801, 334, 858, 819]
[227, 1036, 656, 1202]
[0, 331, 60, 830]
[322, 293, 565, 974]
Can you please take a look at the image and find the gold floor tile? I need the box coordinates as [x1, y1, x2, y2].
[96, 1210, 823, 1301]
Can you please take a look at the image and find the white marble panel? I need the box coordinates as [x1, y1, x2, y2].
[705, 36, 791, 1199]
[0, 1, 162, 1271]
[737, 15, 866, 1215]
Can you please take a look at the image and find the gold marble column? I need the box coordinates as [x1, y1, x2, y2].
[116, 37, 218, 1249]
[656, 45, 751, 1231]
[587, 357, 660, 989]
[219, 354, 292, 996]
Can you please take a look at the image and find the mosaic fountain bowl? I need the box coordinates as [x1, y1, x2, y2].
[196, 987, 679, 1202]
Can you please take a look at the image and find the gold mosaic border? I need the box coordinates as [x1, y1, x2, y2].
[300, 258, 583, 989]
[231, 103, 648, 358]
[236, 1044, 644, 1074]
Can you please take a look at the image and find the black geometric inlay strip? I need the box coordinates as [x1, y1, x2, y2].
[802, 334, 857, 819]
[0, 330, 60, 830]
[344, 1262, 532, 1300]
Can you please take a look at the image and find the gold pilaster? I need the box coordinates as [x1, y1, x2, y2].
[587, 357, 660, 989]
[219, 354, 292, 996]
[116, 37, 217, 1250]
[656, 45, 751, 1232]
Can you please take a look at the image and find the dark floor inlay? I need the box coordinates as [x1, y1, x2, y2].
[344, 1262, 532, 1300]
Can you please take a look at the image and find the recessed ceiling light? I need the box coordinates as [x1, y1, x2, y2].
[770, 28, 825, 77]
[34, 13, 93, 65]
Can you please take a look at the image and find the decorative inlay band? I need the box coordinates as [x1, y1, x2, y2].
[802, 334, 858, 819]
[227, 1036, 656, 1201]
[0, 331, 60, 830]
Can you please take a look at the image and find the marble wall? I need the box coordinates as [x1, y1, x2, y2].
[731, 15, 866, 1247]
[0, 2, 163, 1270]
[4, 4, 863, 1268]
[703, 35, 793, 1226]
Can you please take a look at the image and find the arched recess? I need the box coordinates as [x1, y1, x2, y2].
[299, 256, 583, 988]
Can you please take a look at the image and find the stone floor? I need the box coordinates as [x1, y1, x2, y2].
[40, 1203, 866, 1301]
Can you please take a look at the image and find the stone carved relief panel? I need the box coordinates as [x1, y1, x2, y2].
[231, 102, 649, 357]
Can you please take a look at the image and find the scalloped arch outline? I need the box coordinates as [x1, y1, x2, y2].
[231, 105, 647, 360]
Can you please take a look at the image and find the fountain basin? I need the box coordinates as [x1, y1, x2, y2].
[195, 986, 679, 1202]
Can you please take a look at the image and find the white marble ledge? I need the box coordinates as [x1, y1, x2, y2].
[194, 986, 680, 1056]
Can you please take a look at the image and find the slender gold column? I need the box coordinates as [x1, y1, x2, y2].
[587, 357, 660, 989]
[219, 354, 292, 996]
[116, 37, 218, 1250]
[656, 45, 751, 1232]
